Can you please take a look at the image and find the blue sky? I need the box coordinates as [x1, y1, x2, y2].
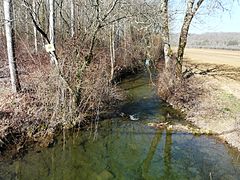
[191, 1, 240, 33]
[171, 0, 240, 34]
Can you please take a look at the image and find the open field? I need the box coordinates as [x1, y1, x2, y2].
[184, 48, 240, 67]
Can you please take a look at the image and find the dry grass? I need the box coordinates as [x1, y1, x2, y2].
[158, 69, 205, 112]
[0, 32, 147, 154]
[158, 48, 240, 150]
[186, 73, 240, 150]
[0, 27, 165, 157]
[184, 48, 240, 67]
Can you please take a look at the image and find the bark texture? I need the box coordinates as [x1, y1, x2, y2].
[177, 0, 205, 75]
[49, 0, 58, 65]
[70, 0, 75, 37]
[33, 0, 38, 53]
[3, 0, 21, 93]
[110, 24, 115, 82]
[160, 0, 171, 69]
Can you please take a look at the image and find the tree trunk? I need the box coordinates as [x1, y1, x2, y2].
[49, 0, 58, 65]
[123, 23, 127, 64]
[70, 0, 75, 37]
[177, 0, 205, 75]
[110, 24, 115, 82]
[49, 0, 55, 47]
[176, 17, 193, 75]
[0, 6, 4, 37]
[40, 0, 47, 47]
[160, 0, 171, 69]
[25, 13, 29, 42]
[3, 0, 21, 93]
[33, 0, 38, 53]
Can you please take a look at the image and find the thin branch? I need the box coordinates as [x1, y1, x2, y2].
[193, 0, 205, 15]
[57, 0, 71, 30]
[22, 1, 50, 43]
[102, 0, 119, 21]
[29, 12, 50, 43]
[101, 16, 127, 28]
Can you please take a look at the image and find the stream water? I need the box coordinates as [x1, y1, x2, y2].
[1, 74, 240, 180]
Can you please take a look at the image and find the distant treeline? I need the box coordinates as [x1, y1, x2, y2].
[171, 32, 240, 50]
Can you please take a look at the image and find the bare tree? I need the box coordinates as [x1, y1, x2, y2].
[49, 0, 58, 65]
[3, 0, 21, 93]
[176, 0, 205, 75]
[160, 0, 171, 69]
[33, 0, 38, 53]
[109, 24, 115, 82]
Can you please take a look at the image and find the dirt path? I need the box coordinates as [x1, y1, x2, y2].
[182, 48, 240, 150]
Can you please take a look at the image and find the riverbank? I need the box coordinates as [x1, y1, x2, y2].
[0, 63, 142, 159]
[0, 87, 80, 157]
[2, 73, 240, 179]
[168, 61, 240, 150]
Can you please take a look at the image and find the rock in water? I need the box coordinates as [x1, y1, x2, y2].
[129, 114, 139, 121]
[97, 170, 114, 180]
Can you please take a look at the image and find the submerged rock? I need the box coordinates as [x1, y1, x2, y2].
[97, 170, 114, 180]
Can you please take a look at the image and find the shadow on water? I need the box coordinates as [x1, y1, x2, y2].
[1, 73, 240, 179]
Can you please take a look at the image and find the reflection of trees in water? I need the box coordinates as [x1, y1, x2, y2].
[163, 130, 172, 179]
[142, 129, 163, 179]
[5, 122, 240, 179]
[141, 129, 173, 179]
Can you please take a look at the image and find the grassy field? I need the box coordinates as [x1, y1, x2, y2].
[184, 48, 240, 67]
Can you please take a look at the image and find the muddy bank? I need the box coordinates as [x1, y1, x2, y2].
[167, 62, 240, 150]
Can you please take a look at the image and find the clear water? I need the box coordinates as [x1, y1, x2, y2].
[1, 74, 240, 180]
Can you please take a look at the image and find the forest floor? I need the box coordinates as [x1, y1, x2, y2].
[181, 48, 240, 150]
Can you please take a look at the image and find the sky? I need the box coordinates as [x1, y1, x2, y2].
[172, 0, 240, 34]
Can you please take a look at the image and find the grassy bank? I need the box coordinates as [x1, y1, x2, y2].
[160, 47, 240, 150]
[184, 63, 240, 150]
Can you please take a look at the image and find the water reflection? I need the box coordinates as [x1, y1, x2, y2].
[1, 118, 240, 179]
[0, 74, 240, 179]
[163, 130, 172, 179]
[142, 129, 163, 179]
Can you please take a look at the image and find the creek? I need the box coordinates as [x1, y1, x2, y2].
[1, 73, 240, 179]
